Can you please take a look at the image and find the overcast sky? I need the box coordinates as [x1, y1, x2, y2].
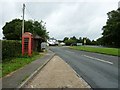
[0, 0, 119, 40]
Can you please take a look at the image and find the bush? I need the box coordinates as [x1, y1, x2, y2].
[2, 40, 21, 61]
[64, 39, 76, 46]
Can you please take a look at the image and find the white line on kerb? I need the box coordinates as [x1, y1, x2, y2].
[83, 55, 113, 65]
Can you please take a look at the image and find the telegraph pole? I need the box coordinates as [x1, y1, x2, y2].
[22, 4, 25, 35]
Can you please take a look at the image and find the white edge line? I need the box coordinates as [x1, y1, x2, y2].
[83, 55, 113, 65]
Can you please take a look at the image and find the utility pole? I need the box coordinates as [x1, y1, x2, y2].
[22, 4, 25, 35]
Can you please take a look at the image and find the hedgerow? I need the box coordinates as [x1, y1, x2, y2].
[2, 40, 21, 61]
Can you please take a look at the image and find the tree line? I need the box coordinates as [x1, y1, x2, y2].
[61, 36, 96, 46]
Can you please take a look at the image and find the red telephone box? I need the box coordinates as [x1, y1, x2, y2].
[22, 32, 33, 56]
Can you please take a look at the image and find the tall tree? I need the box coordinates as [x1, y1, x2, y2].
[63, 37, 69, 42]
[86, 38, 92, 45]
[77, 37, 82, 43]
[102, 8, 120, 47]
[3, 19, 22, 40]
[70, 36, 77, 43]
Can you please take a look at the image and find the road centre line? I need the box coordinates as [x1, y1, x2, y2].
[83, 55, 113, 65]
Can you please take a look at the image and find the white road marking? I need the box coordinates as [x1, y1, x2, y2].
[83, 55, 113, 65]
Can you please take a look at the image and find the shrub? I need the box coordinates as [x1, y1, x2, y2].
[2, 40, 21, 61]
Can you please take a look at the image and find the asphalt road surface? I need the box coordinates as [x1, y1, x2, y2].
[49, 46, 118, 88]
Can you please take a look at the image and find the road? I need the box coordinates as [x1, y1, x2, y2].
[49, 46, 118, 88]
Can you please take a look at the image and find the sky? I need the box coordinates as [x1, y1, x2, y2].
[0, 0, 119, 40]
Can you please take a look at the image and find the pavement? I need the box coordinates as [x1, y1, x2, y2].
[50, 46, 118, 88]
[2, 50, 55, 88]
[24, 55, 91, 88]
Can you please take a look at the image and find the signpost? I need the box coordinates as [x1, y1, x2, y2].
[84, 37, 86, 45]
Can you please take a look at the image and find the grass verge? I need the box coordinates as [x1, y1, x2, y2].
[70, 46, 120, 56]
[1, 52, 43, 78]
[0, 63, 2, 78]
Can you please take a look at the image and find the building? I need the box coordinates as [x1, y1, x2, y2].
[47, 38, 59, 46]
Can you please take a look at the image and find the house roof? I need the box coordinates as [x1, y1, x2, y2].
[33, 34, 44, 40]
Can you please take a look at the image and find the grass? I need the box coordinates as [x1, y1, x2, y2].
[70, 46, 120, 56]
[0, 63, 2, 78]
[1, 52, 43, 78]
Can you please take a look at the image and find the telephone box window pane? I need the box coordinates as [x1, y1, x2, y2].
[24, 38, 29, 53]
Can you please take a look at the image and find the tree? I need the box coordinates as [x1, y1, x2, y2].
[70, 36, 78, 42]
[3, 19, 22, 40]
[86, 38, 92, 45]
[24, 20, 34, 33]
[2, 19, 49, 41]
[96, 37, 104, 45]
[63, 37, 69, 42]
[64, 39, 76, 46]
[77, 37, 82, 43]
[91, 40, 97, 45]
[102, 8, 120, 47]
[32, 20, 49, 41]
[63, 36, 78, 46]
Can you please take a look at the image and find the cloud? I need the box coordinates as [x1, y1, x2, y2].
[0, 0, 119, 40]
[44, 2, 118, 40]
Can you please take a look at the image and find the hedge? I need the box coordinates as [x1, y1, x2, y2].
[2, 40, 22, 61]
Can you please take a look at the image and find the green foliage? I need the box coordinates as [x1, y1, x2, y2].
[2, 19, 49, 41]
[2, 40, 21, 61]
[101, 9, 120, 47]
[90, 40, 97, 45]
[70, 36, 77, 42]
[77, 37, 83, 43]
[84, 37, 93, 45]
[3, 19, 22, 40]
[2, 52, 42, 77]
[0, 63, 2, 78]
[63, 36, 96, 46]
[32, 21, 49, 41]
[64, 39, 76, 46]
[63, 37, 69, 42]
[96, 37, 104, 45]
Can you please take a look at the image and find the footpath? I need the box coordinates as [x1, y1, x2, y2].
[24, 55, 91, 88]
